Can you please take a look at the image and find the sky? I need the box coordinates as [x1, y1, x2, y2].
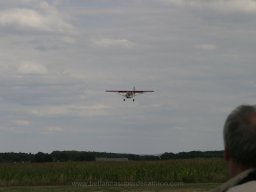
[0, 0, 256, 154]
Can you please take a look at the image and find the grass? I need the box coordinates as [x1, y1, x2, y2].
[0, 183, 219, 192]
[0, 159, 225, 191]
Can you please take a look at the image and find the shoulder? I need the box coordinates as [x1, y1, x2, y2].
[227, 181, 256, 192]
[210, 169, 255, 192]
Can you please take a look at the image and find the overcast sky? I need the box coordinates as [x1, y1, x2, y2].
[0, 0, 256, 154]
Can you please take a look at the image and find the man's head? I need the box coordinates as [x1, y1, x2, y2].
[224, 105, 256, 176]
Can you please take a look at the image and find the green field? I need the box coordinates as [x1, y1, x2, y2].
[0, 184, 219, 192]
[0, 158, 226, 191]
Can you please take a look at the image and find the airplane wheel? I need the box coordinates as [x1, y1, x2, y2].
[133, 99, 135, 102]
[123, 99, 125, 101]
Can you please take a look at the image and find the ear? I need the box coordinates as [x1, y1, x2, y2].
[224, 147, 230, 161]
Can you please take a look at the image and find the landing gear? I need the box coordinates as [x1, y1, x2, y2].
[133, 99, 135, 102]
[123, 99, 126, 101]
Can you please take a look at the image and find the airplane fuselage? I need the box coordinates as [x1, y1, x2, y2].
[125, 91, 134, 98]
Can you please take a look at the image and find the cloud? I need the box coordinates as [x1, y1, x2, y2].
[11, 119, 31, 126]
[92, 38, 135, 48]
[0, 1, 74, 34]
[0, 0, 255, 154]
[41, 126, 64, 134]
[0, 9, 45, 30]
[61, 36, 76, 44]
[196, 44, 217, 51]
[160, 0, 256, 13]
[30, 104, 110, 117]
[17, 62, 48, 75]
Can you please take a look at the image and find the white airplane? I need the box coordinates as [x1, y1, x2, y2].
[106, 86, 154, 101]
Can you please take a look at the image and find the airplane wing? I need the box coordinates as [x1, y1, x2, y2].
[106, 88, 154, 101]
[105, 90, 130, 93]
[133, 90, 154, 93]
[105, 90, 154, 93]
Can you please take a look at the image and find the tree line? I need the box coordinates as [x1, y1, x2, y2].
[160, 150, 223, 159]
[0, 150, 223, 163]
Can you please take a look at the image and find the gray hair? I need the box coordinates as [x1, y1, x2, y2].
[224, 105, 256, 168]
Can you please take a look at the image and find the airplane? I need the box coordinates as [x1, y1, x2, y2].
[106, 87, 154, 101]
